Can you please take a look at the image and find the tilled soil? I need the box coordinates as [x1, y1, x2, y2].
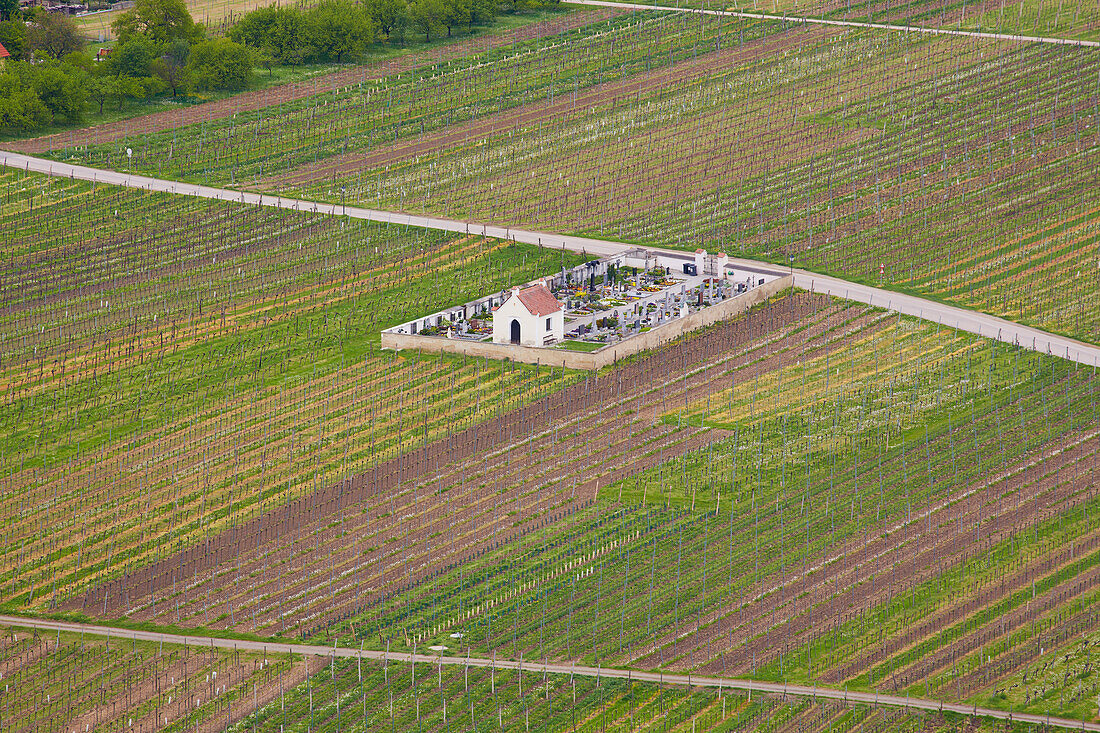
[70, 292, 879, 637]
[649, 426, 1100, 685]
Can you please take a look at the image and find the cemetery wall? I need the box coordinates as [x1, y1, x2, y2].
[381, 276, 793, 368]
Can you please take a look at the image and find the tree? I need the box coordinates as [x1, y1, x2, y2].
[112, 0, 203, 47]
[86, 75, 111, 114]
[303, 0, 375, 63]
[0, 18, 25, 57]
[0, 0, 17, 22]
[25, 12, 85, 59]
[185, 38, 253, 91]
[110, 75, 145, 110]
[230, 5, 306, 64]
[364, 0, 408, 41]
[102, 74, 160, 110]
[107, 36, 157, 78]
[0, 72, 51, 132]
[152, 38, 188, 95]
[468, 0, 496, 28]
[29, 63, 87, 123]
[408, 0, 445, 42]
[442, 0, 470, 37]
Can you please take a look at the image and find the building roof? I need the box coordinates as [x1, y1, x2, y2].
[0, 42, 10, 59]
[510, 283, 562, 317]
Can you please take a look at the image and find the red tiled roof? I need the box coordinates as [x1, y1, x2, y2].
[0, 43, 10, 59]
[512, 283, 561, 316]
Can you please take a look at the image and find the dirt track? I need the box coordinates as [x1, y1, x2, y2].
[4, 615, 1100, 731]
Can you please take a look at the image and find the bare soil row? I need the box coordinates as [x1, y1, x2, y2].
[68, 292, 877, 638]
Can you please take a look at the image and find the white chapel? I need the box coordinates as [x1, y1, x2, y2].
[492, 283, 564, 347]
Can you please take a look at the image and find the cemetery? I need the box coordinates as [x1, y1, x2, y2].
[381, 248, 788, 366]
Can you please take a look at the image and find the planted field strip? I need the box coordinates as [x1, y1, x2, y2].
[297, 24, 1100, 344]
[0, 168, 510, 369]
[0, 170, 594, 616]
[263, 19, 824, 191]
[63, 292, 857, 638]
[586, 0, 1100, 39]
[741, 478, 1100, 720]
[5, 7, 625, 157]
[40, 11, 766, 188]
[226, 653, 972, 733]
[246, 658, 745, 733]
[3, 617, 1093, 731]
[961, 626, 1100, 720]
[610, 318, 1100, 677]
[295, 309, 1099, 691]
[0, 625, 316, 733]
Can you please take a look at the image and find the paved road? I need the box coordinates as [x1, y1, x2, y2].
[5, 152, 1099, 368]
[1, 615, 1094, 730]
[793, 270, 1100, 367]
[571, 0, 1100, 47]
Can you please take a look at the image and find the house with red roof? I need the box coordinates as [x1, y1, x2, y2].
[492, 282, 564, 347]
[0, 42, 11, 65]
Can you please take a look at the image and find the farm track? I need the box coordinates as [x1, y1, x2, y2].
[0, 625, 325, 733]
[0, 8, 625, 156]
[68, 294, 874, 636]
[2, 615, 1099, 731]
[4, 151, 1098, 368]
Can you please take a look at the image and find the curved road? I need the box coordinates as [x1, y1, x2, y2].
[0, 615, 1094, 730]
[5, 152, 1098, 367]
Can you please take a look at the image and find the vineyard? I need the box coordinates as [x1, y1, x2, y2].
[226, 655, 996, 732]
[2, 0, 1100, 727]
[39, 11, 766, 185]
[0, 168, 590, 621]
[293, 310, 1100, 724]
[30, 14, 1100, 346]
[599, 0, 1100, 39]
[275, 25, 1100, 345]
[0, 623, 998, 733]
[6, 7, 622, 156]
[0, 625, 317, 733]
